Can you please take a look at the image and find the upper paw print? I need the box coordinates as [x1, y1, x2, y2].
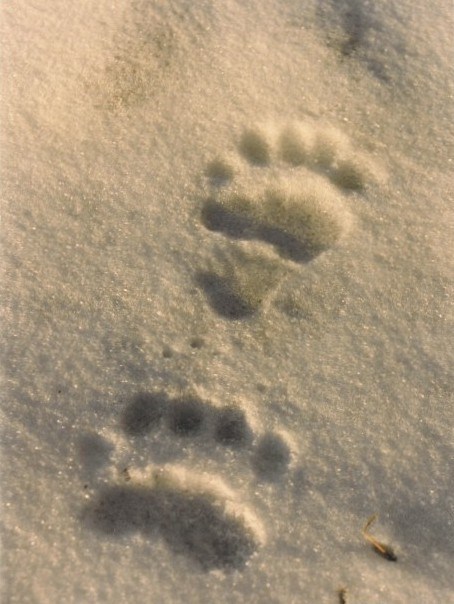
[197, 121, 384, 319]
[201, 121, 385, 263]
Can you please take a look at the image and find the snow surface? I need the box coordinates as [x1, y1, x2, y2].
[2, 0, 453, 602]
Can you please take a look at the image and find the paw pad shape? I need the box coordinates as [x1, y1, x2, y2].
[83, 392, 296, 571]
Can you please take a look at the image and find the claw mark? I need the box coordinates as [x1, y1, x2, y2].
[362, 514, 397, 562]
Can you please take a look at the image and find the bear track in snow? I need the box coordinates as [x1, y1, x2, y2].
[82, 391, 297, 571]
[197, 121, 384, 319]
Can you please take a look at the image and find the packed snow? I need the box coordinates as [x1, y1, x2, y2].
[2, 0, 453, 602]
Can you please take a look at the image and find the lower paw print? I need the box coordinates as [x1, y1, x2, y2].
[85, 469, 261, 571]
[198, 120, 385, 319]
[82, 392, 296, 571]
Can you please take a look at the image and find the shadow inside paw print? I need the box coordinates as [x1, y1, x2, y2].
[168, 397, 206, 436]
[252, 433, 292, 480]
[196, 121, 379, 320]
[195, 271, 257, 320]
[120, 392, 292, 481]
[84, 392, 293, 570]
[85, 483, 258, 570]
[215, 406, 252, 448]
[239, 128, 272, 166]
[121, 392, 169, 436]
[201, 198, 320, 263]
[200, 123, 357, 261]
[122, 392, 254, 451]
